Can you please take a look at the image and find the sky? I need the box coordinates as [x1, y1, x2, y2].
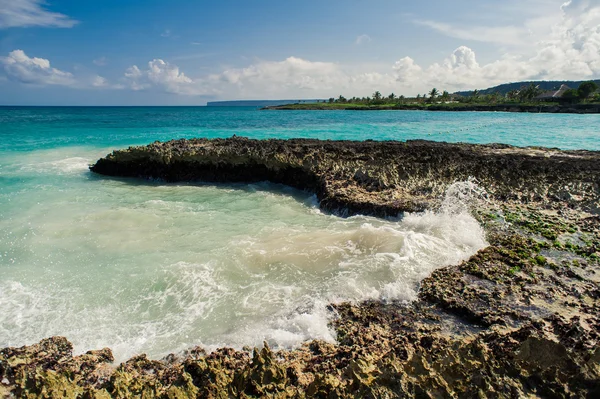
[0, 0, 599, 105]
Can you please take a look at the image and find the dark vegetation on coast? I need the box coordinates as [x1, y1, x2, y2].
[2, 138, 598, 398]
[455, 79, 600, 97]
[264, 81, 600, 113]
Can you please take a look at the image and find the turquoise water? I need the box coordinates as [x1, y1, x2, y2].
[0, 107, 596, 361]
[2, 106, 599, 152]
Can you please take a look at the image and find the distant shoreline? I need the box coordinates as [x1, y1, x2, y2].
[263, 103, 600, 114]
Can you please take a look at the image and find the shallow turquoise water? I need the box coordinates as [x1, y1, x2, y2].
[0, 107, 596, 361]
[2, 106, 599, 152]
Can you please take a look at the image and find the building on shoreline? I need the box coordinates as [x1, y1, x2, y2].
[534, 84, 571, 101]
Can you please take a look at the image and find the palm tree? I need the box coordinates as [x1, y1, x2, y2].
[373, 91, 382, 101]
[388, 93, 396, 101]
[338, 95, 346, 103]
[519, 84, 542, 101]
[429, 88, 439, 100]
[506, 89, 519, 101]
[469, 89, 480, 103]
[440, 90, 450, 103]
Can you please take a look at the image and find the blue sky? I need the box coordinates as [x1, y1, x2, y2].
[1, 0, 599, 105]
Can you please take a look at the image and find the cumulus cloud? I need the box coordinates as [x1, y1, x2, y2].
[392, 57, 424, 88]
[4, 0, 599, 100]
[123, 59, 204, 95]
[201, 56, 396, 99]
[0, 0, 78, 29]
[1, 49, 75, 86]
[218, 57, 341, 89]
[162, 0, 600, 99]
[393, 0, 600, 92]
[117, 56, 390, 99]
[530, 0, 600, 79]
[355, 34, 372, 45]
[117, 0, 599, 101]
[91, 75, 108, 87]
[212, 0, 600, 99]
[0, 50, 116, 90]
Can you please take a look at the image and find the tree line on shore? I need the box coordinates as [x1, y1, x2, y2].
[322, 81, 599, 106]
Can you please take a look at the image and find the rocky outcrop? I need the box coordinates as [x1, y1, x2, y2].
[90, 137, 600, 217]
[2, 138, 599, 398]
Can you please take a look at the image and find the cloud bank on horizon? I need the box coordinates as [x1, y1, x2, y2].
[0, 0, 599, 103]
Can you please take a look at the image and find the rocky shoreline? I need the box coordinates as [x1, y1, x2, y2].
[265, 103, 600, 114]
[2, 138, 599, 398]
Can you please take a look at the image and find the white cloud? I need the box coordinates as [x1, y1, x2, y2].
[123, 59, 205, 95]
[392, 57, 423, 89]
[3, 0, 599, 101]
[209, 57, 366, 98]
[119, 0, 599, 101]
[161, 29, 171, 38]
[218, 57, 340, 88]
[0, 0, 78, 29]
[210, 0, 600, 99]
[201, 56, 397, 99]
[92, 75, 108, 87]
[138, 1, 599, 99]
[0, 50, 118, 90]
[1, 49, 75, 86]
[393, 0, 600, 93]
[355, 34, 372, 45]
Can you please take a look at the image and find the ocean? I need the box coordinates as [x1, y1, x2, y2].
[1, 106, 598, 361]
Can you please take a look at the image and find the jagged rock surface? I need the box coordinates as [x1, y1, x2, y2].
[2, 138, 599, 398]
[90, 137, 600, 217]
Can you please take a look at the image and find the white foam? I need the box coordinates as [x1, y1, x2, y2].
[38, 157, 90, 174]
[3, 146, 113, 177]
